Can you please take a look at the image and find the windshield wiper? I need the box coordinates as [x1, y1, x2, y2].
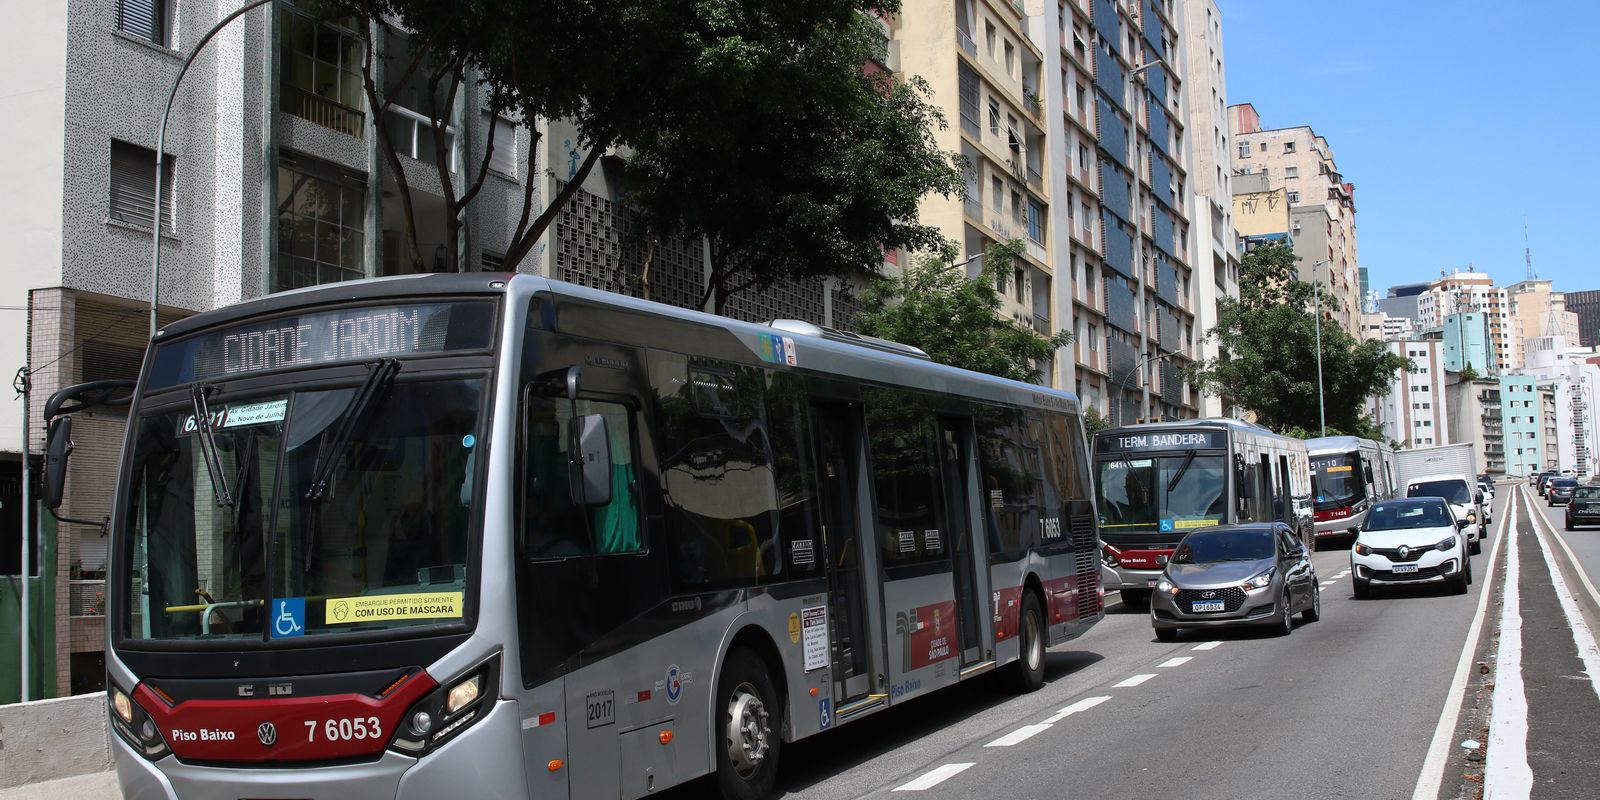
[305, 359, 400, 501]
[190, 385, 234, 507]
[1166, 450, 1197, 493]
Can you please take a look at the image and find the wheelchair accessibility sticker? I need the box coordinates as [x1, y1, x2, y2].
[271, 597, 305, 638]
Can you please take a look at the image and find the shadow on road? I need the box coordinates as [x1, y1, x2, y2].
[657, 649, 1105, 799]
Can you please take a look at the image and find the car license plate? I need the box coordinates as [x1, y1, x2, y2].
[1391, 563, 1418, 574]
[1146, 578, 1158, 587]
[1191, 601, 1225, 612]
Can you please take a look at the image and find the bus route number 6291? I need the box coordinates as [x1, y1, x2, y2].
[304, 716, 382, 742]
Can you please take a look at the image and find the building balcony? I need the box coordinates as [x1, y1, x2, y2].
[70, 579, 106, 618]
[283, 86, 365, 139]
[957, 27, 977, 57]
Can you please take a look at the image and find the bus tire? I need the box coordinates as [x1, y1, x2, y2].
[714, 647, 781, 800]
[1006, 592, 1046, 693]
[1119, 589, 1150, 610]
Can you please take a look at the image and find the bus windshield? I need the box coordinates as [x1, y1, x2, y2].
[1311, 453, 1364, 511]
[1096, 454, 1227, 534]
[120, 378, 483, 643]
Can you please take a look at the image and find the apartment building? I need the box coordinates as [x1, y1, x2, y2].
[1416, 270, 1514, 372]
[1373, 339, 1448, 448]
[1565, 289, 1600, 347]
[1178, 0, 1238, 417]
[1445, 375, 1505, 474]
[1229, 171, 1288, 252]
[901, 0, 1200, 423]
[0, 0, 878, 701]
[1226, 102, 1360, 337]
[1521, 335, 1588, 473]
[1506, 279, 1579, 370]
[1500, 375, 1545, 476]
[1442, 312, 1498, 374]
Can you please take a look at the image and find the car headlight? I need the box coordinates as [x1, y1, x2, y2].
[1465, 511, 1477, 523]
[1436, 536, 1458, 551]
[1353, 542, 1372, 556]
[1241, 568, 1275, 591]
[1155, 578, 1178, 595]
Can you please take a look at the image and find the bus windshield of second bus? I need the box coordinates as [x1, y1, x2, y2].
[1311, 453, 1363, 513]
[1097, 453, 1228, 533]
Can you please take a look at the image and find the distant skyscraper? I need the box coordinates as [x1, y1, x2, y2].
[1566, 289, 1600, 347]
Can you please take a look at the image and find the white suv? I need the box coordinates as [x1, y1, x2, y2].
[1404, 473, 1485, 555]
[1352, 498, 1472, 597]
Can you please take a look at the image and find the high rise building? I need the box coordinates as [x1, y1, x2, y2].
[1229, 172, 1289, 251]
[1226, 102, 1360, 337]
[1373, 339, 1448, 449]
[1500, 375, 1546, 476]
[1445, 374, 1505, 474]
[1506, 279, 1580, 369]
[1565, 289, 1600, 347]
[1442, 312, 1498, 374]
[1179, 0, 1239, 417]
[1417, 270, 1514, 372]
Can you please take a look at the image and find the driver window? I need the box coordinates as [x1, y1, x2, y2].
[523, 396, 642, 558]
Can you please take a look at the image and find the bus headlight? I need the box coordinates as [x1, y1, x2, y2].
[111, 687, 134, 725]
[107, 683, 170, 760]
[391, 654, 498, 757]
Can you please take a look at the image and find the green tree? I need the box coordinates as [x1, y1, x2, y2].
[1185, 241, 1410, 435]
[313, 0, 959, 303]
[854, 241, 1072, 384]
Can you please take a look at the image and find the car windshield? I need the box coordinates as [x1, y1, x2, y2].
[1311, 453, 1364, 511]
[1096, 454, 1227, 534]
[120, 378, 483, 643]
[1170, 529, 1275, 563]
[1406, 479, 1470, 505]
[1365, 502, 1451, 531]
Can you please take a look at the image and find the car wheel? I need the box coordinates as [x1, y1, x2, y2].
[1155, 627, 1177, 642]
[1005, 592, 1046, 693]
[1465, 554, 1474, 585]
[1353, 578, 1371, 600]
[1301, 582, 1321, 623]
[1452, 570, 1470, 595]
[1119, 589, 1151, 610]
[1567, 518, 1575, 531]
[1276, 592, 1294, 636]
[1470, 537, 1482, 555]
[714, 648, 781, 800]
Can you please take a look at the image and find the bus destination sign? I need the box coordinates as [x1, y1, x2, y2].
[1097, 430, 1226, 453]
[147, 301, 496, 389]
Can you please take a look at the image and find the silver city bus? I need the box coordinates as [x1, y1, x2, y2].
[1306, 435, 1397, 540]
[43, 274, 1103, 800]
[1092, 419, 1313, 607]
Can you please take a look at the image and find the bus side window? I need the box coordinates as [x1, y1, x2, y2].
[867, 390, 950, 566]
[975, 405, 1039, 560]
[523, 396, 643, 557]
[767, 372, 821, 577]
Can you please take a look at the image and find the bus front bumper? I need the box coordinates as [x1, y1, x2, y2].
[114, 699, 526, 800]
[1101, 564, 1164, 592]
[1313, 507, 1367, 538]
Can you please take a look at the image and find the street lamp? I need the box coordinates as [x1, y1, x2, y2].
[1115, 350, 1181, 427]
[148, 0, 275, 338]
[1122, 55, 1170, 425]
[1311, 258, 1330, 437]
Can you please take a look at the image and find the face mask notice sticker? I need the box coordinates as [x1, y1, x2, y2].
[324, 591, 464, 625]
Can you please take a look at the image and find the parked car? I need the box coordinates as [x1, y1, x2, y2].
[1548, 477, 1580, 506]
[1405, 474, 1485, 555]
[1150, 523, 1319, 641]
[1566, 486, 1600, 530]
[1352, 498, 1472, 598]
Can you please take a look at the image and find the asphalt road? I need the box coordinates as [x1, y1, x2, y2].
[654, 492, 1512, 800]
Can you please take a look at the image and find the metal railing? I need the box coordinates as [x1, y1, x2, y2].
[957, 27, 977, 55]
[1027, 165, 1043, 192]
[70, 579, 106, 617]
[282, 85, 365, 138]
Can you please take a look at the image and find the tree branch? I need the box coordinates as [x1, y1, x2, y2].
[360, 12, 423, 273]
[504, 136, 610, 269]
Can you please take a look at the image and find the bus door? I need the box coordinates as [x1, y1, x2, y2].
[809, 401, 874, 701]
[938, 418, 985, 665]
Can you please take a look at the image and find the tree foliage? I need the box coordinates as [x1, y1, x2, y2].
[1185, 241, 1410, 436]
[311, 0, 960, 304]
[854, 241, 1071, 385]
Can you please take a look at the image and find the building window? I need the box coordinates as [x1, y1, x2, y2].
[485, 114, 518, 177]
[1287, 191, 1300, 203]
[991, 176, 1003, 212]
[989, 99, 1002, 136]
[117, 0, 168, 47]
[109, 140, 174, 231]
[1284, 142, 1296, 153]
[275, 153, 367, 292]
[985, 20, 996, 56]
[279, 7, 365, 138]
[1238, 141, 1250, 158]
[1285, 166, 1298, 179]
[1003, 40, 1015, 77]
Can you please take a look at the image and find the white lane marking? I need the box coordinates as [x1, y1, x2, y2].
[1321, 582, 1337, 589]
[1157, 656, 1193, 668]
[1484, 491, 1533, 799]
[1192, 641, 1223, 651]
[893, 763, 975, 791]
[984, 723, 1053, 748]
[1411, 484, 1515, 800]
[1043, 695, 1112, 724]
[1114, 673, 1157, 688]
[1526, 513, 1600, 701]
[1540, 504, 1600, 611]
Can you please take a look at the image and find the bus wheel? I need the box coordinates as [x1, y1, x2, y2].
[1119, 589, 1150, 610]
[1006, 592, 1046, 693]
[715, 648, 781, 800]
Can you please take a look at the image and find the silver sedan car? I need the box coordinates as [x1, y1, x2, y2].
[1150, 523, 1320, 641]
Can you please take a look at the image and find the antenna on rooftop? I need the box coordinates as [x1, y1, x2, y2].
[1525, 217, 1536, 281]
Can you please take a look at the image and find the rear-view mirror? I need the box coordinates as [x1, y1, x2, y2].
[1456, 519, 1469, 530]
[1475, 491, 1484, 505]
[43, 417, 73, 510]
[568, 413, 613, 507]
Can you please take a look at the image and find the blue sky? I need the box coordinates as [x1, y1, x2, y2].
[1219, 0, 1600, 297]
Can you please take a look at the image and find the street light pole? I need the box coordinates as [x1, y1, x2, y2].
[1115, 350, 1180, 427]
[1312, 258, 1329, 437]
[149, 0, 275, 338]
[1123, 56, 1166, 425]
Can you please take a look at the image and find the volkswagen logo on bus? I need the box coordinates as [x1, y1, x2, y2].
[257, 722, 278, 747]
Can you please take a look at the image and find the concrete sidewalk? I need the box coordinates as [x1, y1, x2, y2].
[0, 771, 119, 800]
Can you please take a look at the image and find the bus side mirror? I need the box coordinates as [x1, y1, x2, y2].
[568, 414, 613, 508]
[43, 417, 73, 510]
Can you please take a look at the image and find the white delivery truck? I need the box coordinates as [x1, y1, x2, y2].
[1394, 442, 1488, 554]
